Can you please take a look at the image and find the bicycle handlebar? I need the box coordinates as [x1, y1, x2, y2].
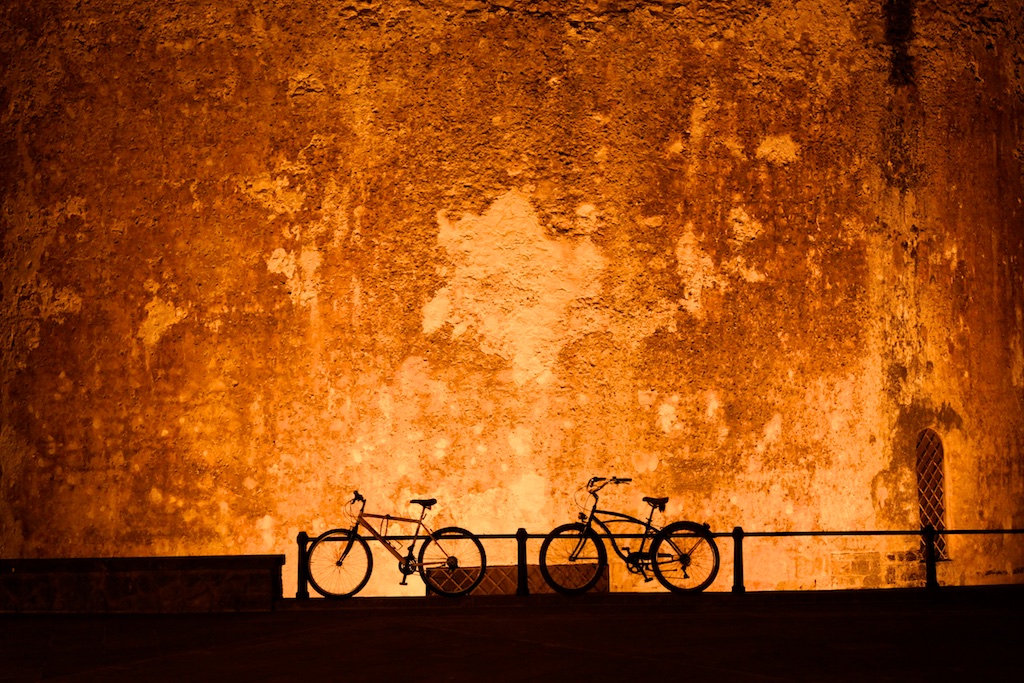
[586, 476, 632, 492]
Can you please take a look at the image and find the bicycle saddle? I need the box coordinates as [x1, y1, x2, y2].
[411, 498, 437, 508]
[644, 496, 669, 511]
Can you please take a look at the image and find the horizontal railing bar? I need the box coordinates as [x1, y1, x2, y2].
[306, 528, 1024, 542]
[724, 529, 1024, 539]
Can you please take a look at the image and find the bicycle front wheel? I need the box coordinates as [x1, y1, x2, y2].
[650, 521, 720, 593]
[306, 529, 373, 598]
[418, 526, 487, 597]
[539, 523, 607, 595]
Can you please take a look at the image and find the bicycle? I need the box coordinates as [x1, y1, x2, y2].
[306, 491, 487, 598]
[539, 476, 720, 594]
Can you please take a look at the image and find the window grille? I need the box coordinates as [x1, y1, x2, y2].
[916, 428, 949, 560]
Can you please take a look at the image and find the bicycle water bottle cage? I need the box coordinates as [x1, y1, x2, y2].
[644, 496, 668, 513]
[411, 498, 437, 509]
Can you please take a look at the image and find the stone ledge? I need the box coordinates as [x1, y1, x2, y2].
[0, 555, 285, 614]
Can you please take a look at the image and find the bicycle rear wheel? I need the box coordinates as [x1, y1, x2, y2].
[306, 529, 373, 598]
[650, 521, 719, 593]
[418, 526, 487, 597]
[539, 523, 607, 595]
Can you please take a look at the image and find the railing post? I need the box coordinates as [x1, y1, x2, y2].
[922, 525, 939, 591]
[732, 526, 746, 593]
[296, 531, 310, 599]
[516, 528, 530, 596]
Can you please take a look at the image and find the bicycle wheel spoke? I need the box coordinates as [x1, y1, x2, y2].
[651, 522, 719, 593]
[307, 530, 373, 598]
[539, 524, 606, 594]
[419, 527, 486, 597]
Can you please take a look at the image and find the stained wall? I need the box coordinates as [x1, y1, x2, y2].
[2, 0, 1023, 594]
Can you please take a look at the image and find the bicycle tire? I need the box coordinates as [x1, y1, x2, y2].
[306, 529, 373, 598]
[418, 526, 487, 597]
[650, 520, 720, 593]
[539, 523, 607, 595]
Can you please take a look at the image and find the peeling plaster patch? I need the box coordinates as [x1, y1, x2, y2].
[267, 248, 295, 280]
[249, 398, 266, 436]
[726, 255, 766, 283]
[637, 390, 657, 409]
[239, 173, 306, 215]
[426, 190, 606, 384]
[755, 413, 784, 453]
[257, 514, 276, 550]
[433, 436, 451, 460]
[631, 450, 659, 473]
[756, 134, 801, 165]
[266, 246, 321, 306]
[422, 286, 450, 334]
[706, 391, 721, 419]
[138, 297, 188, 347]
[722, 137, 747, 159]
[508, 426, 533, 459]
[509, 472, 547, 516]
[287, 72, 326, 97]
[689, 95, 713, 144]
[675, 224, 725, 317]
[728, 206, 763, 243]
[37, 282, 82, 321]
[657, 402, 677, 433]
[395, 356, 449, 412]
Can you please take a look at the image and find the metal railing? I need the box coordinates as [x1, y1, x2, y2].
[294, 526, 1024, 599]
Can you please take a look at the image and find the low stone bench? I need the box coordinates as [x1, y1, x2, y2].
[0, 555, 285, 613]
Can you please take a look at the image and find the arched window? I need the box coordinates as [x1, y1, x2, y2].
[916, 428, 949, 559]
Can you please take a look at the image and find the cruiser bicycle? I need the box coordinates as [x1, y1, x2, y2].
[306, 491, 487, 598]
[539, 476, 720, 594]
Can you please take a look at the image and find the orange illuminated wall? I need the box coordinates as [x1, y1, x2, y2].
[1, 0, 1022, 595]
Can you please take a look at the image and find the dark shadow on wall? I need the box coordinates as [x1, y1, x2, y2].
[884, 0, 916, 87]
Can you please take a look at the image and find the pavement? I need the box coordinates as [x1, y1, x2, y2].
[1, 586, 1021, 682]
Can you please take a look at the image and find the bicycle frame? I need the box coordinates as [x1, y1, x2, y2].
[588, 509, 660, 565]
[348, 501, 435, 569]
[572, 478, 664, 575]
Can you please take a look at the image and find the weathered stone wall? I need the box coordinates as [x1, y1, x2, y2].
[2, 0, 1022, 594]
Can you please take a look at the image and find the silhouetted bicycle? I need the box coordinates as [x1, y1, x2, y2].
[539, 476, 719, 594]
[306, 491, 487, 598]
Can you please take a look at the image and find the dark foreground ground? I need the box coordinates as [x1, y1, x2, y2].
[2, 586, 1020, 682]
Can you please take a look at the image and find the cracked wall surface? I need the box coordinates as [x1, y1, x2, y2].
[2, 0, 1023, 594]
